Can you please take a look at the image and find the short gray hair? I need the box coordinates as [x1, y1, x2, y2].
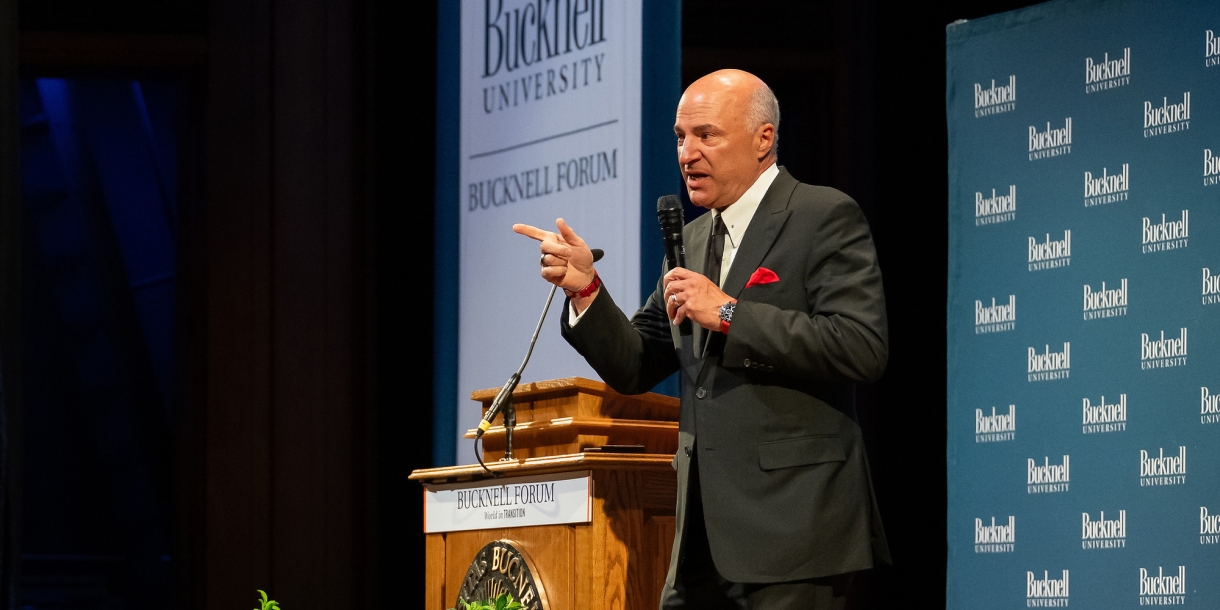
[747, 83, 780, 159]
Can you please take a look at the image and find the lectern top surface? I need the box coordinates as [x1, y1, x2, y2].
[469, 376, 679, 407]
[408, 452, 675, 484]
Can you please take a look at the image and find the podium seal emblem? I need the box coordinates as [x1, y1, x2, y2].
[457, 540, 548, 610]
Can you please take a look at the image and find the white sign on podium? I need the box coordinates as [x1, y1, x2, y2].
[423, 470, 593, 533]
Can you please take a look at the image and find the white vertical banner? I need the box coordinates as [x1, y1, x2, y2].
[457, 0, 643, 462]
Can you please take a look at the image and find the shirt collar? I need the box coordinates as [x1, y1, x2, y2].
[715, 163, 779, 249]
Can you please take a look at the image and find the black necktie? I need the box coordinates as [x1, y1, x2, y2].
[701, 213, 728, 355]
[705, 213, 727, 288]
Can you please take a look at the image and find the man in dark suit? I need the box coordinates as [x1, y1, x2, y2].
[513, 69, 889, 609]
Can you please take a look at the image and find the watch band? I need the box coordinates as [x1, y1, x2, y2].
[564, 272, 601, 299]
[718, 300, 736, 333]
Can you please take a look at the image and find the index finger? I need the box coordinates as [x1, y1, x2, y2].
[512, 223, 555, 242]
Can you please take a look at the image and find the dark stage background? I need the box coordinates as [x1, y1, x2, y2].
[0, 0, 1043, 608]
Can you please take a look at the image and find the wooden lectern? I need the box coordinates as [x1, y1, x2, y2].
[410, 377, 679, 610]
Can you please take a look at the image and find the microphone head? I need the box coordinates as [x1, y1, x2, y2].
[590, 248, 604, 262]
[656, 194, 682, 213]
[656, 195, 684, 231]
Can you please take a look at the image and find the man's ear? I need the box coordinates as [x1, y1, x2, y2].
[755, 123, 776, 160]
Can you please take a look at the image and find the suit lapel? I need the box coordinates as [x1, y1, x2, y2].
[682, 212, 712, 357]
[684, 211, 711, 283]
[720, 168, 797, 299]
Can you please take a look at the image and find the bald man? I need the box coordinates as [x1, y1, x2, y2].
[515, 70, 889, 609]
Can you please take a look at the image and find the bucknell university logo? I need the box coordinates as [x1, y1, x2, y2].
[1140, 446, 1186, 487]
[1204, 268, 1219, 304]
[1138, 566, 1186, 606]
[1202, 507, 1220, 544]
[974, 75, 1016, 117]
[1029, 231, 1071, 271]
[1029, 118, 1072, 160]
[1143, 92, 1191, 138]
[976, 405, 1015, 442]
[974, 515, 1015, 553]
[1081, 509, 1126, 549]
[1083, 278, 1127, 320]
[1026, 570, 1069, 607]
[1083, 394, 1126, 434]
[1202, 386, 1219, 425]
[1141, 328, 1187, 370]
[1028, 342, 1070, 382]
[1084, 163, 1129, 206]
[1142, 211, 1189, 254]
[1207, 30, 1220, 67]
[1205, 149, 1219, 186]
[1027, 455, 1069, 494]
[1085, 47, 1130, 93]
[975, 185, 1016, 225]
[975, 295, 1015, 334]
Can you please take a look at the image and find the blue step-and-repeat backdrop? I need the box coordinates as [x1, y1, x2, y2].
[947, 0, 1220, 607]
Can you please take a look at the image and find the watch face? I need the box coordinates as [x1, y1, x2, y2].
[720, 302, 735, 322]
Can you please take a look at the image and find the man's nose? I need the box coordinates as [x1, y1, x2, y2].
[677, 138, 699, 166]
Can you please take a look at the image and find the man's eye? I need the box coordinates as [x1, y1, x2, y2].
[701, 132, 713, 140]
[676, 136, 684, 145]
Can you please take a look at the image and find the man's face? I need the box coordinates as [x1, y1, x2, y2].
[673, 84, 762, 210]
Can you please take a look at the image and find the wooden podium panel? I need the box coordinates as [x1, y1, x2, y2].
[414, 379, 680, 610]
[413, 454, 676, 610]
[466, 378, 679, 460]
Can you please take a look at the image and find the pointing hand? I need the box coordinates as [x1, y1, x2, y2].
[512, 218, 596, 294]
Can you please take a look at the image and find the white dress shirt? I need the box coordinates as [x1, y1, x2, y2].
[710, 162, 778, 287]
[570, 163, 780, 325]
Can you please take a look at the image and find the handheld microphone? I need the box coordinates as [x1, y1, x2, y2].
[476, 248, 605, 438]
[656, 195, 685, 271]
[656, 195, 692, 335]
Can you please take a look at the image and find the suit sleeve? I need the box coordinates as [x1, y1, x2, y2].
[721, 195, 888, 384]
[560, 278, 681, 395]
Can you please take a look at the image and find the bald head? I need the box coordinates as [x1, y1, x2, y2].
[688, 70, 780, 148]
[674, 70, 780, 209]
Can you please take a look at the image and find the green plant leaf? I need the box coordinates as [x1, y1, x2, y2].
[254, 589, 281, 610]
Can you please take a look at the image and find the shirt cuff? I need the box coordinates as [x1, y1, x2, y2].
[568, 300, 588, 326]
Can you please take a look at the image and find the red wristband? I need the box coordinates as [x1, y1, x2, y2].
[719, 320, 730, 334]
[564, 272, 601, 299]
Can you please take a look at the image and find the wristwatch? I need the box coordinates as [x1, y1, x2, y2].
[718, 300, 736, 332]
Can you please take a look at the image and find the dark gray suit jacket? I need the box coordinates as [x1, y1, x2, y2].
[561, 167, 891, 585]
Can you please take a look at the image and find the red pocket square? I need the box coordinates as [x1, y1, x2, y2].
[745, 267, 780, 288]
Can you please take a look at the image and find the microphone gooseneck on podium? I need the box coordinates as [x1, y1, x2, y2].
[473, 247, 604, 475]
